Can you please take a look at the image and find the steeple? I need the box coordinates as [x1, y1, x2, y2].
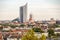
[29, 14, 33, 21]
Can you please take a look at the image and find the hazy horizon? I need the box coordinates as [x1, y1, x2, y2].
[0, 0, 60, 21]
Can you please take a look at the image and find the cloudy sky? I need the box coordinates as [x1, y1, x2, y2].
[0, 0, 60, 20]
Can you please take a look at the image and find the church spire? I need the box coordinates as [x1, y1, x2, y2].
[29, 14, 33, 21]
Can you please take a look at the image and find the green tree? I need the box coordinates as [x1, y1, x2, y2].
[48, 28, 55, 40]
[0, 26, 3, 31]
[56, 33, 60, 37]
[21, 30, 38, 40]
[0, 23, 9, 26]
[54, 24, 60, 28]
[9, 24, 18, 28]
[20, 24, 26, 27]
[28, 24, 34, 27]
[32, 28, 44, 33]
[48, 28, 55, 37]
[40, 34, 46, 40]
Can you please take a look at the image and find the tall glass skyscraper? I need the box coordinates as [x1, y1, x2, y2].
[20, 3, 27, 23]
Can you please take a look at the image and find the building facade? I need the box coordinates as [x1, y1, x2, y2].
[20, 3, 27, 23]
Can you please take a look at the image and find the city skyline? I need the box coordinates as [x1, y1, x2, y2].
[0, 0, 60, 21]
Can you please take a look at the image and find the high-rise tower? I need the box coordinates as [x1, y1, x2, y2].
[20, 3, 27, 23]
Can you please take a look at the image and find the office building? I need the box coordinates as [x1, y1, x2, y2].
[20, 3, 27, 23]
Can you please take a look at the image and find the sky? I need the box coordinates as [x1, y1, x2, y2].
[0, 0, 60, 21]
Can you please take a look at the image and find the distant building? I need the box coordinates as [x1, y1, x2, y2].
[56, 20, 60, 24]
[29, 14, 35, 24]
[20, 3, 27, 23]
[48, 18, 56, 24]
[29, 14, 33, 21]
